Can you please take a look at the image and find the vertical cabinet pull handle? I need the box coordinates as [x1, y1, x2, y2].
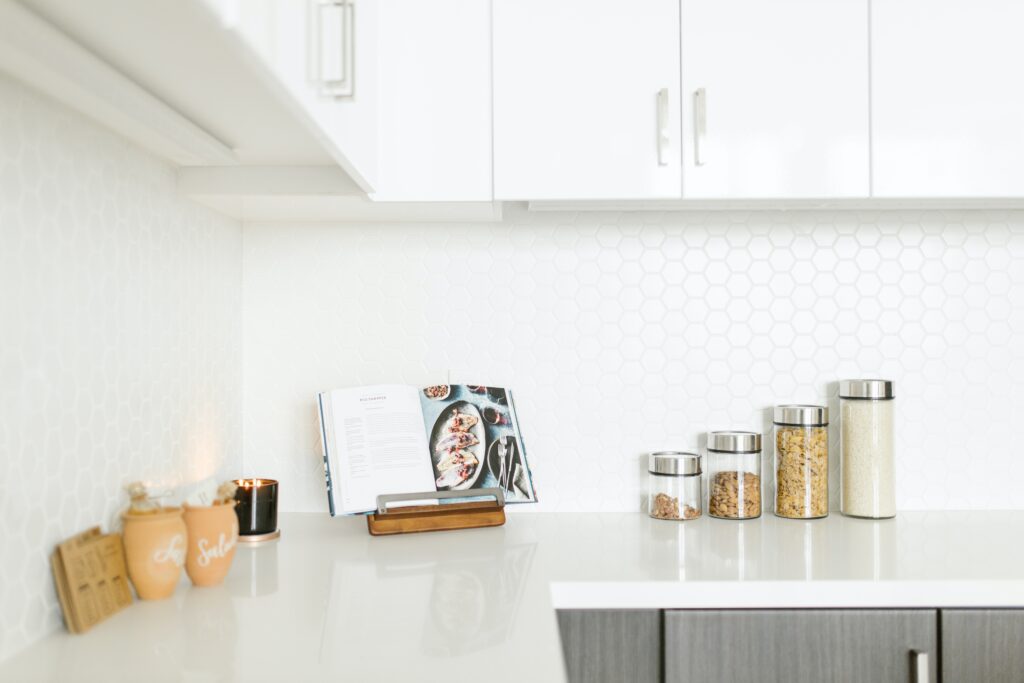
[656, 88, 670, 166]
[693, 87, 707, 166]
[911, 650, 929, 683]
[308, 0, 355, 98]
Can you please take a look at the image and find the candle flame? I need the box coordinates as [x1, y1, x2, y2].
[235, 478, 272, 489]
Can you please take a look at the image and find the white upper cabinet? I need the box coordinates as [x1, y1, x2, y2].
[226, 0, 379, 192]
[18, 0, 1024, 206]
[680, 0, 869, 198]
[230, 0, 491, 201]
[872, 0, 1024, 197]
[493, 0, 683, 200]
[373, 0, 492, 201]
[9, 0, 492, 214]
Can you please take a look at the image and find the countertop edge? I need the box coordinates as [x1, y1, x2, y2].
[550, 580, 1024, 610]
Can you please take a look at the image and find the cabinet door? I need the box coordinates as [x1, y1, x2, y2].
[373, 0, 491, 201]
[493, 0, 682, 200]
[941, 610, 1024, 683]
[229, 0, 379, 191]
[556, 610, 660, 683]
[665, 610, 937, 683]
[680, 0, 869, 198]
[872, 1, 1024, 197]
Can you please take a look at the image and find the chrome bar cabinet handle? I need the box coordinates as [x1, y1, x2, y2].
[693, 87, 707, 166]
[308, 0, 355, 99]
[912, 650, 929, 683]
[656, 88, 670, 166]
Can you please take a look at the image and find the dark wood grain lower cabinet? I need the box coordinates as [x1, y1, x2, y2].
[556, 610, 661, 683]
[941, 609, 1024, 683]
[664, 610, 937, 683]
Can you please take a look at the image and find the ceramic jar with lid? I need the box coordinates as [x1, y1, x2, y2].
[773, 405, 829, 519]
[647, 451, 702, 521]
[840, 379, 896, 519]
[707, 431, 762, 520]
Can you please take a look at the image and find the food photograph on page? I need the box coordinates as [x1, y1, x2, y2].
[421, 385, 537, 503]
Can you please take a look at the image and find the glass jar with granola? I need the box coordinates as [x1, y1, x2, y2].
[707, 431, 762, 520]
[648, 452, 702, 521]
[773, 405, 829, 519]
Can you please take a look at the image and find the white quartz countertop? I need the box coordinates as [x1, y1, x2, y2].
[4, 511, 1024, 682]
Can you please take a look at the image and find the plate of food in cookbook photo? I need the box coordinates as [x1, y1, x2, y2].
[430, 401, 486, 490]
[423, 384, 451, 401]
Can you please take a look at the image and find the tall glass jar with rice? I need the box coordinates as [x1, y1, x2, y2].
[773, 405, 829, 519]
[839, 379, 896, 519]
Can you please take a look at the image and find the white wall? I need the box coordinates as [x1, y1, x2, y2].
[0, 75, 242, 660]
[243, 206, 1024, 514]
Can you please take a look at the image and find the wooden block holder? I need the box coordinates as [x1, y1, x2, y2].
[366, 488, 506, 536]
[51, 527, 133, 634]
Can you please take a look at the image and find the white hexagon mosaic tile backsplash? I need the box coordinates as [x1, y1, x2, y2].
[243, 206, 1024, 515]
[0, 76, 242, 660]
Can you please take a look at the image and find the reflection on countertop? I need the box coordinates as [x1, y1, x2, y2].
[547, 511, 1024, 609]
[0, 514, 559, 682]
[317, 531, 538, 670]
[3, 511, 1024, 681]
[541, 511, 1022, 582]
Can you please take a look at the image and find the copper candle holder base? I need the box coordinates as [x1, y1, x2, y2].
[236, 529, 280, 545]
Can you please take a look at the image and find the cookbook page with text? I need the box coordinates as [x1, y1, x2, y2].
[323, 385, 435, 514]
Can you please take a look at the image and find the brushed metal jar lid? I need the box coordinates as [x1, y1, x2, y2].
[707, 431, 762, 453]
[839, 379, 894, 400]
[648, 451, 702, 476]
[773, 404, 829, 426]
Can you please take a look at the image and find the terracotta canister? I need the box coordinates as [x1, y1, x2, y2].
[183, 504, 239, 587]
[122, 507, 187, 600]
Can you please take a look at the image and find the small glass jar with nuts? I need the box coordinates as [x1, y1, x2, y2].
[648, 451, 702, 521]
[773, 405, 829, 519]
[706, 431, 762, 520]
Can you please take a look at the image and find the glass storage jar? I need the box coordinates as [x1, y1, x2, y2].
[648, 451, 702, 520]
[707, 431, 762, 520]
[773, 405, 829, 519]
[840, 379, 896, 519]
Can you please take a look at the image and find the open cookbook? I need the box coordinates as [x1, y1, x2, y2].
[318, 384, 538, 515]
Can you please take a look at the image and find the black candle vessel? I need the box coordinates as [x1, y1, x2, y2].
[234, 478, 279, 543]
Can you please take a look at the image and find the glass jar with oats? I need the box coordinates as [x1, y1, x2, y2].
[647, 452, 702, 521]
[707, 431, 762, 520]
[773, 405, 829, 519]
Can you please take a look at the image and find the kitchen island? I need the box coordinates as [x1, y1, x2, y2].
[2, 511, 1023, 681]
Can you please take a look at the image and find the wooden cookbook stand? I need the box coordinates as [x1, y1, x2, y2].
[366, 488, 506, 536]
